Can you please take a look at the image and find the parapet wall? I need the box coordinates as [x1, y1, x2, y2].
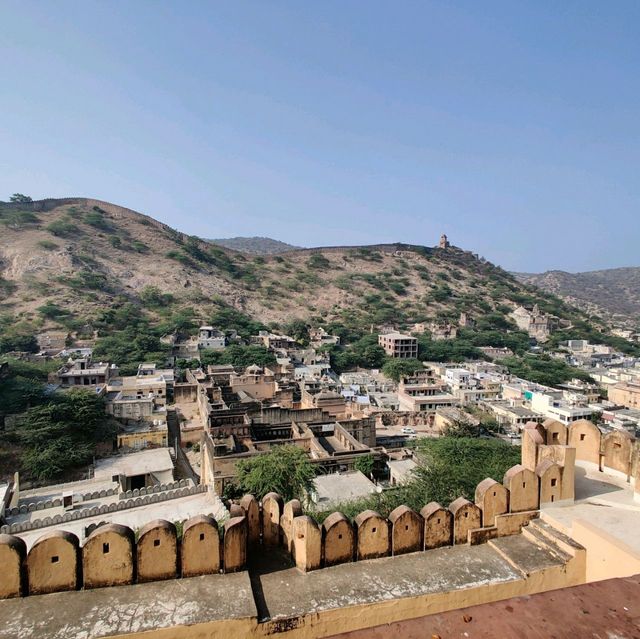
[1, 482, 205, 536]
[0, 459, 546, 599]
[523, 419, 639, 494]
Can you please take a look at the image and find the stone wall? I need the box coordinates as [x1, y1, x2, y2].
[1, 482, 206, 536]
[1, 460, 549, 599]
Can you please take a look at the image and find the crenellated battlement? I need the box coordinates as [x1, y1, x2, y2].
[4, 418, 630, 602]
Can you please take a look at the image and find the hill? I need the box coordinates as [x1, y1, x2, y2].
[207, 236, 300, 254]
[1, 197, 631, 371]
[515, 268, 640, 326]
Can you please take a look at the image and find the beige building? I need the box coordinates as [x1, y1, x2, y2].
[378, 333, 418, 359]
[609, 381, 640, 409]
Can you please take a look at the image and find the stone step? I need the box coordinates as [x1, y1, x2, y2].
[528, 519, 584, 557]
[488, 533, 566, 577]
[522, 525, 572, 563]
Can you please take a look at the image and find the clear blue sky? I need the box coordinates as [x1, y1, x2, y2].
[1, 1, 639, 273]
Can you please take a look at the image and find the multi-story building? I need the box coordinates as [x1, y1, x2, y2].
[378, 333, 418, 359]
[198, 326, 226, 350]
[56, 356, 116, 387]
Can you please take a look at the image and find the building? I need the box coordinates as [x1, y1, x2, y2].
[387, 457, 418, 486]
[438, 233, 450, 248]
[309, 471, 377, 509]
[488, 402, 543, 430]
[309, 327, 340, 347]
[56, 356, 116, 388]
[378, 333, 418, 359]
[397, 374, 458, 413]
[116, 419, 168, 450]
[510, 305, 559, 342]
[609, 381, 640, 409]
[197, 326, 226, 350]
[530, 392, 595, 425]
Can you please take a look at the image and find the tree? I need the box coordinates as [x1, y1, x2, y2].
[14, 389, 116, 480]
[235, 444, 316, 501]
[381, 358, 424, 382]
[200, 344, 276, 368]
[353, 454, 375, 477]
[9, 193, 32, 203]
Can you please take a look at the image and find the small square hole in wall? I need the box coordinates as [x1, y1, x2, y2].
[464, 512, 468, 518]
[103, 543, 110, 554]
[153, 539, 160, 547]
[405, 525, 409, 531]
[580, 434, 586, 441]
[437, 518, 440, 524]
[372, 527, 377, 533]
[199, 533, 205, 541]
[338, 534, 342, 540]
[551, 478, 557, 487]
[51, 556, 59, 563]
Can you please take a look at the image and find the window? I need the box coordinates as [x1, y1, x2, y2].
[580, 434, 586, 441]
[103, 543, 110, 554]
[551, 478, 557, 487]
[199, 533, 205, 541]
[51, 556, 59, 563]
[153, 539, 160, 547]
[372, 527, 377, 533]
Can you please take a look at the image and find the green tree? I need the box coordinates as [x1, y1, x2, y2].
[353, 454, 375, 477]
[200, 344, 276, 368]
[9, 193, 33, 203]
[235, 444, 316, 501]
[14, 389, 116, 480]
[381, 358, 424, 381]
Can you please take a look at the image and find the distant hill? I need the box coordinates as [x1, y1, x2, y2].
[207, 236, 300, 255]
[0, 196, 614, 347]
[515, 267, 640, 325]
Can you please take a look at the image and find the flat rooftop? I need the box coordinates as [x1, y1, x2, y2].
[93, 448, 174, 480]
[311, 471, 377, 508]
[542, 460, 640, 556]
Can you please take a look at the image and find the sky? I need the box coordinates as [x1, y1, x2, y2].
[1, 2, 639, 273]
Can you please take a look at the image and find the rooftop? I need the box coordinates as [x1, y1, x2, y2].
[93, 448, 174, 480]
[311, 470, 377, 508]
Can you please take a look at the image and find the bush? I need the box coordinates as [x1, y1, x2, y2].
[46, 219, 79, 238]
[84, 210, 114, 232]
[307, 253, 331, 269]
[37, 240, 59, 251]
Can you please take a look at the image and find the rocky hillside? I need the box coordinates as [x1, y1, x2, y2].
[0, 198, 609, 356]
[516, 268, 640, 326]
[207, 236, 300, 254]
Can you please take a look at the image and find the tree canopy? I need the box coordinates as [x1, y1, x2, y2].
[9, 193, 33, 203]
[13, 389, 116, 480]
[235, 444, 316, 501]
